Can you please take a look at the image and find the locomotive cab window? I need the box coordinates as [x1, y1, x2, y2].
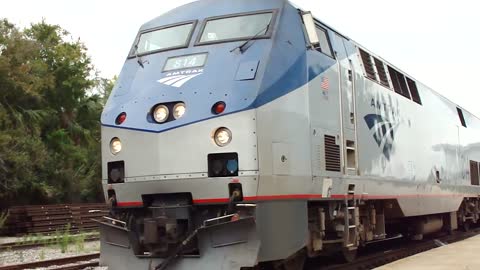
[130, 21, 196, 56]
[197, 11, 274, 45]
[314, 26, 333, 58]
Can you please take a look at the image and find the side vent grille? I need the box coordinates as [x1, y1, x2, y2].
[388, 66, 411, 99]
[324, 135, 341, 172]
[470, 160, 479, 185]
[373, 57, 389, 87]
[359, 49, 376, 80]
[406, 77, 422, 105]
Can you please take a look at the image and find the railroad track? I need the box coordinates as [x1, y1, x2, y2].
[0, 253, 99, 270]
[2, 228, 477, 270]
[309, 227, 480, 270]
[0, 235, 100, 251]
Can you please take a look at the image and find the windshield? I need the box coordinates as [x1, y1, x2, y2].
[199, 12, 273, 44]
[134, 22, 194, 55]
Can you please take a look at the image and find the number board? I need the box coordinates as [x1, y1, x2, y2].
[163, 53, 208, 72]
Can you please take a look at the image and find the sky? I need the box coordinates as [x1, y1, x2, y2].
[2, 0, 480, 116]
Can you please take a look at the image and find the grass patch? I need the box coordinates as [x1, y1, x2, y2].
[58, 223, 71, 253]
[5, 227, 97, 254]
[74, 231, 86, 252]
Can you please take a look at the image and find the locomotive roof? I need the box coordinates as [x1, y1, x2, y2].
[296, 2, 480, 122]
[137, 0, 479, 123]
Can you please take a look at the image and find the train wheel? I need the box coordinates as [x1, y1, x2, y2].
[341, 248, 358, 263]
[127, 214, 143, 255]
[461, 220, 471, 232]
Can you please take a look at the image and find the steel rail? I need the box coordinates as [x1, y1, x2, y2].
[0, 235, 100, 251]
[0, 253, 99, 270]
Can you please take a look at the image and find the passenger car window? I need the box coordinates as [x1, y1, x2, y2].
[315, 26, 333, 58]
[198, 12, 273, 44]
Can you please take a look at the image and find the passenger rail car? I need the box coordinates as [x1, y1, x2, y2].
[99, 0, 480, 269]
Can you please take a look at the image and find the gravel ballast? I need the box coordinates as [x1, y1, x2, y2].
[0, 241, 100, 268]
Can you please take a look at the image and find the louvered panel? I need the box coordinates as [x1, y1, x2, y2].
[324, 135, 341, 172]
[373, 57, 389, 87]
[470, 161, 479, 186]
[359, 49, 376, 80]
[388, 66, 411, 99]
[406, 77, 422, 105]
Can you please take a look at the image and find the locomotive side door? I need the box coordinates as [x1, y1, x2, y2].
[304, 20, 343, 179]
[303, 14, 359, 177]
[332, 35, 359, 175]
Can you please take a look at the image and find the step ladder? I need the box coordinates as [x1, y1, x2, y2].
[344, 184, 359, 248]
[345, 140, 357, 176]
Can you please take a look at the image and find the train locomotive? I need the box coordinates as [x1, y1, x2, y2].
[99, 0, 480, 269]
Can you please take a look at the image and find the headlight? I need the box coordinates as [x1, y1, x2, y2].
[214, 127, 232, 147]
[110, 137, 122, 155]
[173, 103, 186, 119]
[153, 105, 169, 123]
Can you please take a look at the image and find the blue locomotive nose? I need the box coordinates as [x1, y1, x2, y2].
[102, 52, 266, 133]
[101, 8, 278, 134]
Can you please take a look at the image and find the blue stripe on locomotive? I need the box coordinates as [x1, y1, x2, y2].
[101, 0, 338, 133]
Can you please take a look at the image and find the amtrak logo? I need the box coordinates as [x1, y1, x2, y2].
[364, 114, 398, 160]
[157, 69, 203, 88]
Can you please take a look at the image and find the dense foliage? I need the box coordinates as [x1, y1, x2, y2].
[0, 19, 113, 207]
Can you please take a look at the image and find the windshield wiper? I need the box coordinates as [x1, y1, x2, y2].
[230, 22, 272, 54]
[133, 45, 148, 68]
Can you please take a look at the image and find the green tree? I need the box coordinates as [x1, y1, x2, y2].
[0, 19, 108, 207]
[98, 76, 117, 105]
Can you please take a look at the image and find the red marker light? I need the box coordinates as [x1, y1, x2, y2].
[116, 112, 127, 125]
[212, 102, 226, 115]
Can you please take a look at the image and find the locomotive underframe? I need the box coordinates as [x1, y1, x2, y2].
[306, 195, 480, 260]
[99, 189, 480, 269]
[99, 194, 261, 269]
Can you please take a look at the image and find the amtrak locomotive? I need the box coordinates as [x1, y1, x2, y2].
[99, 0, 480, 269]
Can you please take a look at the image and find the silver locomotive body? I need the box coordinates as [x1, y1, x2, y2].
[100, 0, 480, 268]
